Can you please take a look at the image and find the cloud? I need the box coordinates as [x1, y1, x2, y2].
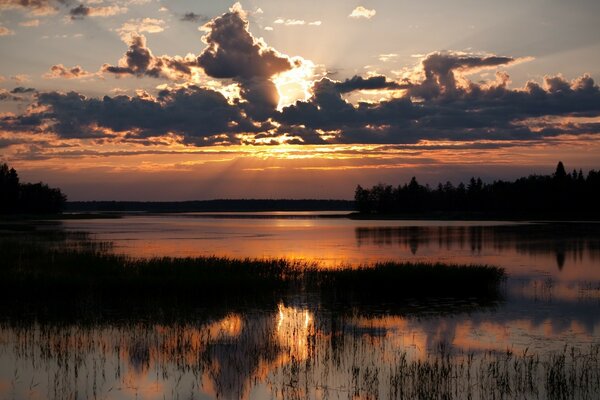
[67, 4, 307, 121]
[5, 8, 600, 150]
[69, 4, 127, 20]
[0, 87, 35, 102]
[10, 87, 36, 93]
[273, 18, 321, 26]
[334, 75, 407, 93]
[197, 5, 296, 119]
[198, 9, 292, 80]
[408, 51, 521, 99]
[0, 26, 15, 36]
[378, 53, 398, 62]
[349, 6, 376, 19]
[14, 86, 262, 145]
[117, 18, 166, 38]
[44, 64, 97, 79]
[275, 52, 600, 144]
[180, 12, 208, 23]
[0, 0, 63, 16]
[11, 74, 31, 83]
[19, 18, 40, 26]
[274, 18, 304, 25]
[0, 89, 20, 101]
[101, 34, 195, 80]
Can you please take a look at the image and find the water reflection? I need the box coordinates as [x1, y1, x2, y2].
[355, 223, 600, 271]
[2, 217, 599, 399]
[60, 217, 600, 282]
[1, 301, 599, 400]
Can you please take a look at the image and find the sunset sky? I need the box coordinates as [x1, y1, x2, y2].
[1, 0, 600, 200]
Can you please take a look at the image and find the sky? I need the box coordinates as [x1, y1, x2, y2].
[1, 0, 600, 200]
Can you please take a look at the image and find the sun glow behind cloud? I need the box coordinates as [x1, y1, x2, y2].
[273, 57, 321, 110]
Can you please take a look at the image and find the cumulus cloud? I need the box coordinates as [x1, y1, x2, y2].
[0, 89, 20, 101]
[5, 6, 600, 149]
[67, 4, 307, 120]
[44, 64, 97, 79]
[0, 87, 36, 102]
[180, 12, 208, 23]
[10, 87, 35, 93]
[11, 74, 30, 83]
[0, 0, 63, 16]
[275, 52, 600, 144]
[349, 6, 376, 19]
[19, 18, 40, 26]
[117, 18, 166, 38]
[101, 34, 195, 80]
[0, 26, 15, 36]
[69, 4, 127, 20]
[197, 5, 296, 119]
[334, 75, 407, 93]
[11, 86, 262, 145]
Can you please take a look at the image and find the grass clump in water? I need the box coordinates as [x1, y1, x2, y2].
[0, 231, 505, 307]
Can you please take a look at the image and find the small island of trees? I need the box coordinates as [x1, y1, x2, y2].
[355, 162, 600, 219]
[0, 163, 66, 215]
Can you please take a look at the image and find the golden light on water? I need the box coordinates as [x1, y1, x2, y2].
[276, 303, 314, 361]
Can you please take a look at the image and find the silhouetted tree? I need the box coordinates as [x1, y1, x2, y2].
[354, 162, 600, 218]
[355, 185, 371, 213]
[554, 161, 567, 180]
[0, 163, 20, 212]
[0, 163, 66, 214]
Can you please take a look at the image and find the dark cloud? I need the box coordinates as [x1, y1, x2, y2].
[334, 75, 408, 93]
[276, 52, 600, 144]
[0, 0, 69, 15]
[5, 9, 600, 148]
[99, 7, 298, 120]
[181, 12, 208, 23]
[10, 86, 36, 93]
[197, 8, 294, 120]
[409, 51, 518, 99]
[68, 3, 125, 19]
[17, 86, 263, 145]
[0, 89, 19, 101]
[68, 3, 87, 19]
[102, 34, 194, 80]
[0, 88, 32, 101]
[102, 35, 153, 76]
[197, 10, 292, 79]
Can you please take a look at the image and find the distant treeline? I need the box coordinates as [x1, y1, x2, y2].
[0, 163, 66, 214]
[67, 199, 355, 213]
[355, 162, 600, 218]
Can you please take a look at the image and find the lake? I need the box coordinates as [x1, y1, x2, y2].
[1, 214, 599, 399]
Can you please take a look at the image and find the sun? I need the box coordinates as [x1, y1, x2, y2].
[273, 57, 321, 110]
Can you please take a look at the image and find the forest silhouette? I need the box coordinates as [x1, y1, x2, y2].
[0, 163, 66, 214]
[355, 162, 600, 218]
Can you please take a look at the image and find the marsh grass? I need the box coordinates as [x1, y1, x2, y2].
[3, 317, 598, 400]
[0, 229, 505, 308]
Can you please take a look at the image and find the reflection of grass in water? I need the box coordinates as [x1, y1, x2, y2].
[2, 316, 599, 400]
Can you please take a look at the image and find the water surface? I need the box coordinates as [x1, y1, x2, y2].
[1, 214, 599, 399]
